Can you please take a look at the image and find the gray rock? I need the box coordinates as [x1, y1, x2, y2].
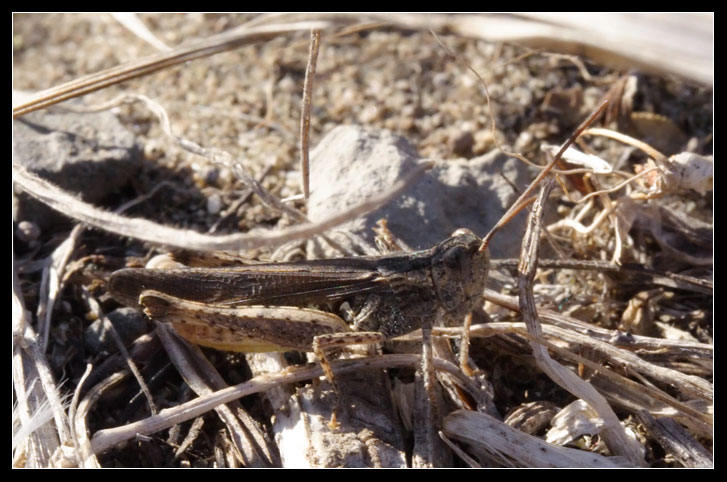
[84, 307, 147, 355]
[307, 125, 532, 259]
[13, 109, 141, 229]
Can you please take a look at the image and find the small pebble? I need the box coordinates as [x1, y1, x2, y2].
[84, 307, 147, 355]
[16, 220, 41, 243]
[207, 192, 222, 215]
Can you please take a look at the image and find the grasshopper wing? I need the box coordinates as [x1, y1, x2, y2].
[109, 257, 391, 310]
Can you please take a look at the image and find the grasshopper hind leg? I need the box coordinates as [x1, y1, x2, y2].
[311, 331, 385, 429]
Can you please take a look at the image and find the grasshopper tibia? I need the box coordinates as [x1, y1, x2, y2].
[312, 331, 385, 429]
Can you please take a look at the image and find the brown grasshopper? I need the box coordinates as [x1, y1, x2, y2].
[108, 101, 607, 428]
[109, 228, 488, 405]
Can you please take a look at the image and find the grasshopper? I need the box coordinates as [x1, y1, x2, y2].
[109, 228, 488, 406]
[108, 101, 607, 431]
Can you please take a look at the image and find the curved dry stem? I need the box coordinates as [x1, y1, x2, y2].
[13, 160, 432, 253]
[90, 353, 477, 456]
[582, 127, 669, 167]
[299, 29, 321, 200]
[518, 181, 646, 466]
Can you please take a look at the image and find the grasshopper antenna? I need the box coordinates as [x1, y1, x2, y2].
[479, 99, 609, 252]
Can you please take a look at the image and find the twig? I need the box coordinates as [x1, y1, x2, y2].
[90, 353, 479, 456]
[299, 29, 321, 200]
[12, 160, 433, 253]
[481, 100, 609, 250]
[516, 180, 646, 466]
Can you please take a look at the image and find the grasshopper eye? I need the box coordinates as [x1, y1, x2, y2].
[443, 246, 467, 269]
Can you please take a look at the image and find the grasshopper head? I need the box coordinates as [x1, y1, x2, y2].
[431, 228, 489, 321]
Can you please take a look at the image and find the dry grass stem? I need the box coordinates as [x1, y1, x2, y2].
[517, 181, 646, 466]
[584, 127, 668, 166]
[13, 160, 432, 253]
[89, 353, 477, 456]
[299, 29, 321, 199]
[155, 324, 276, 467]
[443, 410, 622, 467]
[13, 270, 72, 466]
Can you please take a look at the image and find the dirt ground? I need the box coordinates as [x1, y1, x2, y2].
[12, 13, 713, 230]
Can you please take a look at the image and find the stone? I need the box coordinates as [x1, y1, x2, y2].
[307, 125, 532, 259]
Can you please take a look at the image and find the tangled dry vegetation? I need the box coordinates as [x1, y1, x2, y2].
[13, 13, 712, 467]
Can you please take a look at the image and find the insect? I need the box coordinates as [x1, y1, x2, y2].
[109, 228, 489, 413]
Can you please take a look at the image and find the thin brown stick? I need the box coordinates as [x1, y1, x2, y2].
[300, 29, 321, 200]
[480, 99, 609, 251]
